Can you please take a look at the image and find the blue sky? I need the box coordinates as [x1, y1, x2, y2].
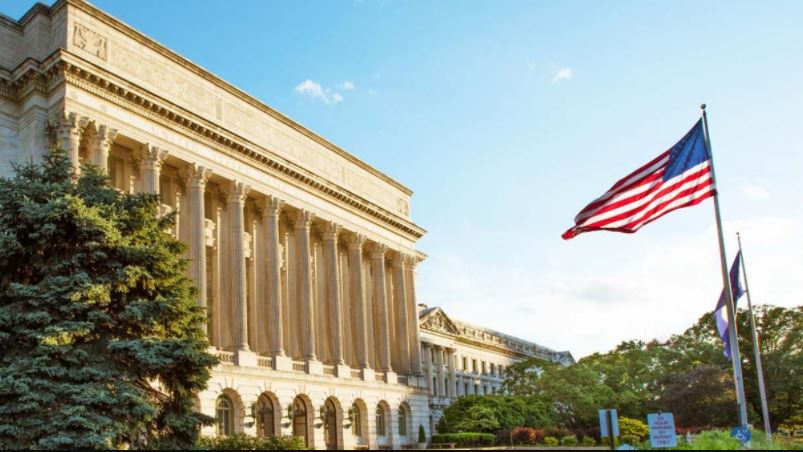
[5, 0, 802, 357]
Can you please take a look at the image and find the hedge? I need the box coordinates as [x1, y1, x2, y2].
[431, 432, 496, 446]
[196, 434, 306, 450]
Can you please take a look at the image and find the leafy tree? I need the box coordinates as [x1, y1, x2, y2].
[660, 365, 738, 428]
[0, 149, 217, 449]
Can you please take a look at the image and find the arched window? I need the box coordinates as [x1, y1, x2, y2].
[375, 405, 386, 436]
[351, 404, 362, 436]
[398, 405, 408, 436]
[216, 395, 234, 436]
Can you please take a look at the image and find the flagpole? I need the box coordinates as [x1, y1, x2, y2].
[737, 232, 773, 442]
[700, 104, 749, 429]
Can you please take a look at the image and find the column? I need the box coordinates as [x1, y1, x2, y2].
[294, 210, 318, 364]
[209, 194, 223, 348]
[185, 164, 212, 335]
[391, 254, 411, 375]
[434, 345, 444, 398]
[422, 343, 433, 395]
[53, 112, 85, 172]
[227, 181, 252, 360]
[324, 222, 348, 372]
[139, 144, 168, 194]
[371, 244, 394, 380]
[348, 234, 373, 379]
[88, 124, 117, 172]
[447, 349, 457, 400]
[406, 256, 424, 378]
[262, 196, 290, 369]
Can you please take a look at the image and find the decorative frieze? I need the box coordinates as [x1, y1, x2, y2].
[73, 23, 107, 60]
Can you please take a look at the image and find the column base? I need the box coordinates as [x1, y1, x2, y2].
[235, 349, 257, 367]
[307, 359, 323, 375]
[335, 364, 352, 378]
[384, 370, 397, 385]
[273, 354, 293, 372]
[361, 367, 375, 382]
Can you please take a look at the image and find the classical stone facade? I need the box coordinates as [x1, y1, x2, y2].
[419, 306, 574, 431]
[0, 1, 572, 449]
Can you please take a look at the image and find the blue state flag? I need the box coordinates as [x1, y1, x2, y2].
[713, 251, 745, 360]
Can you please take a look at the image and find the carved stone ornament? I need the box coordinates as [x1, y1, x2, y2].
[73, 24, 107, 60]
[422, 310, 459, 336]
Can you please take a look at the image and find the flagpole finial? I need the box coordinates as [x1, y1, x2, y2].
[701, 103, 707, 111]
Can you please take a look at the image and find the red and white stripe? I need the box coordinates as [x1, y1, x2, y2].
[562, 151, 716, 240]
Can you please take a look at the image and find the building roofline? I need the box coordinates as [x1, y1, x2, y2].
[8, 0, 415, 197]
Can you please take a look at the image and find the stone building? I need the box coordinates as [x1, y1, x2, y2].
[0, 1, 572, 449]
[419, 306, 574, 431]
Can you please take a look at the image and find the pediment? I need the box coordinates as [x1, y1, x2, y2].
[420, 308, 460, 336]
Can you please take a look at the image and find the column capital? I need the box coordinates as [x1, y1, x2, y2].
[89, 123, 118, 148]
[346, 232, 366, 251]
[183, 163, 212, 188]
[260, 195, 283, 218]
[224, 180, 251, 203]
[51, 112, 86, 137]
[391, 252, 408, 269]
[369, 242, 387, 260]
[293, 209, 314, 229]
[140, 143, 169, 167]
[322, 221, 341, 241]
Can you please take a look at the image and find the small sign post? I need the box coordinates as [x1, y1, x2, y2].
[648, 412, 678, 449]
[731, 426, 752, 446]
[599, 409, 619, 450]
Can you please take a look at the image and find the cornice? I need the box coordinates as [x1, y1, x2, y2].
[0, 51, 425, 240]
[420, 307, 568, 363]
[46, 0, 413, 196]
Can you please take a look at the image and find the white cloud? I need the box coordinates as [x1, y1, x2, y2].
[552, 67, 573, 83]
[339, 81, 356, 91]
[417, 215, 803, 359]
[741, 183, 770, 200]
[293, 79, 343, 105]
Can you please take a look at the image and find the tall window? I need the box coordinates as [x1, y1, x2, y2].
[351, 404, 362, 436]
[216, 395, 234, 436]
[462, 356, 467, 370]
[375, 406, 386, 436]
[398, 405, 408, 436]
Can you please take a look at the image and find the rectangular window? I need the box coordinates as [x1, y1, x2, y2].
[464, 383, 469, 395]
[462, 357, 468, 371]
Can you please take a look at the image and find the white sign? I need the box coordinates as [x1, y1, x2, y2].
[648, 412, 677, 448]
[599, 409, 619, 438]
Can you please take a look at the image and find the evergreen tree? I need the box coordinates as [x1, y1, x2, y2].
[0, 149, 217, 449]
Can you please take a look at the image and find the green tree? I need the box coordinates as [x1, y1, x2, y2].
[0, 150, 217, 449]
[660, 365, 738, 428]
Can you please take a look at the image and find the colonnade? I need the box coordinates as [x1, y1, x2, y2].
[52, 113, 424, 382]
[421, 342, 505, 402]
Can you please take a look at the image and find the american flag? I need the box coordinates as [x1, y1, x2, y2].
[562, 120, 716, 240]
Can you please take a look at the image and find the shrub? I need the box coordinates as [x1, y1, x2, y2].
[431, 432, 495, 447]
[196, 435, 306, 450]
[561, 435, 578, 446]
[619, 417, 649, 439]
[677, 429, 741, 450]
[512, 427, 537, 444]
[419, 424, 426, 443]
[581, 436, 596, 447]
[620, 434, 640, 446]
[544, 436, 559, 446]
[544, 426, 571, 439]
